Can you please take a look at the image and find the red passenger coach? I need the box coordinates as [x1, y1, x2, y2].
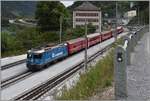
[117, 26, 124, 34]
[101, 31, 113, 41]
[87, 33, 101, 47]
[67, 38, 86, 54]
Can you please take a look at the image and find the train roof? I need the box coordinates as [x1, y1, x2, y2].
[87, 33, 100, 38]
[111, 26, 122, 30]
[28, 43, 67, 54]
[28, 49, 45, 54]
[45, 43, 67, 49]
[87, 30, 113, 38]
[33, 49, 45, 54]
[117, 26, 122, 29]
[101, 30, 111, 34]
[67, 37, 85, 44]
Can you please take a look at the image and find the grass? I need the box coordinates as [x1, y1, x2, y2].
[56, 38, 123, 100]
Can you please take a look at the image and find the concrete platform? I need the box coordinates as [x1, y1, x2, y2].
[1, 54, 26, 67]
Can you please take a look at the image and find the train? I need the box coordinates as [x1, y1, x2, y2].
[26, 26, 124, 71]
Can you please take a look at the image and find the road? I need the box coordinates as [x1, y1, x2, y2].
[127, 31, 150, 100]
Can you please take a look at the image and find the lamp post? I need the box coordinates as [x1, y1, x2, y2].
[137, 6, 140, 26]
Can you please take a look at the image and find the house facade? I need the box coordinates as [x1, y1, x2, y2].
[73, 2, 102, 32]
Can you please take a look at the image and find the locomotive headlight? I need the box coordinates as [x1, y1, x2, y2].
[28, 50, 31, 53]
[64, 43, 67, 46]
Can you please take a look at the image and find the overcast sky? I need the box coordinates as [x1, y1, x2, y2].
[60, 1, 74, 7]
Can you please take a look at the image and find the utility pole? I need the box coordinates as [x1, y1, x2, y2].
[59, 15, 62, 43]
[115, 1, 118, 41]
[99, 11, 102, 46]
[84, 19, 88, 70]
[137, 6, 140, 26]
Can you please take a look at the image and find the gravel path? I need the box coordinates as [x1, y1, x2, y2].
[127, 32, 150, 100]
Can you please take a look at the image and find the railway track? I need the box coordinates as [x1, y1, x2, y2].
[1, 71, 33, 89]
[14, 45, 111, 100]
[1, 59, 26, 70]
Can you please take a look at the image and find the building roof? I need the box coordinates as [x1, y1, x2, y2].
[74, 2, 100, 11]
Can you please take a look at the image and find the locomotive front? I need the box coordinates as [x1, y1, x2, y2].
[26, 49, 45, 71]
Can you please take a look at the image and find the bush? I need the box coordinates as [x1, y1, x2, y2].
[1, 32, 24, 57]
[87, 23, 96, 33]
[40, 31, 59, 43]
[62, 26, 85, 41]
[15, 27, 42, 49]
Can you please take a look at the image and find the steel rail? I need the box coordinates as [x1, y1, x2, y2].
[1, 59, 26, 70]
[1, 71, 32, 89]
[14, 45, 111, 100]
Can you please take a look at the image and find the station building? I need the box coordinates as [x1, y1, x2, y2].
[73, 2, 102, 32]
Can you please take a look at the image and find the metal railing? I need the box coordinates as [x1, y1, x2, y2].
[114, 25, 149, 100]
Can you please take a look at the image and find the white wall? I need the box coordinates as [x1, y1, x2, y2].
[73, 10, 102, 32]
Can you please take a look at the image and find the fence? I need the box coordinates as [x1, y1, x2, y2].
[114, 25, 149, 100]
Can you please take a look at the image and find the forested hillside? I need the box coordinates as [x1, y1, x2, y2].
[1, 1, 37, 26]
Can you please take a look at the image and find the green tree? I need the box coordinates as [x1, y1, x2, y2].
[87, 23, 96, 33]
[1, 32, 9, 52]
[73, 26, 85, 37]
[35, 1, 69, 32]
[40, 32, 59, 43]
[1, 32, 23, 54]
[15, 27, 41, 49]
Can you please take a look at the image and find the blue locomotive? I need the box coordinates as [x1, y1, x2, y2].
[26, 43, 68, 71]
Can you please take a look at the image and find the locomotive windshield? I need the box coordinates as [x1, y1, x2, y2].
[34, 53, 42, 59]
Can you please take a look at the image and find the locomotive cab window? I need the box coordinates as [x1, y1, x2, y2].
[34, 53, 42, 59]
